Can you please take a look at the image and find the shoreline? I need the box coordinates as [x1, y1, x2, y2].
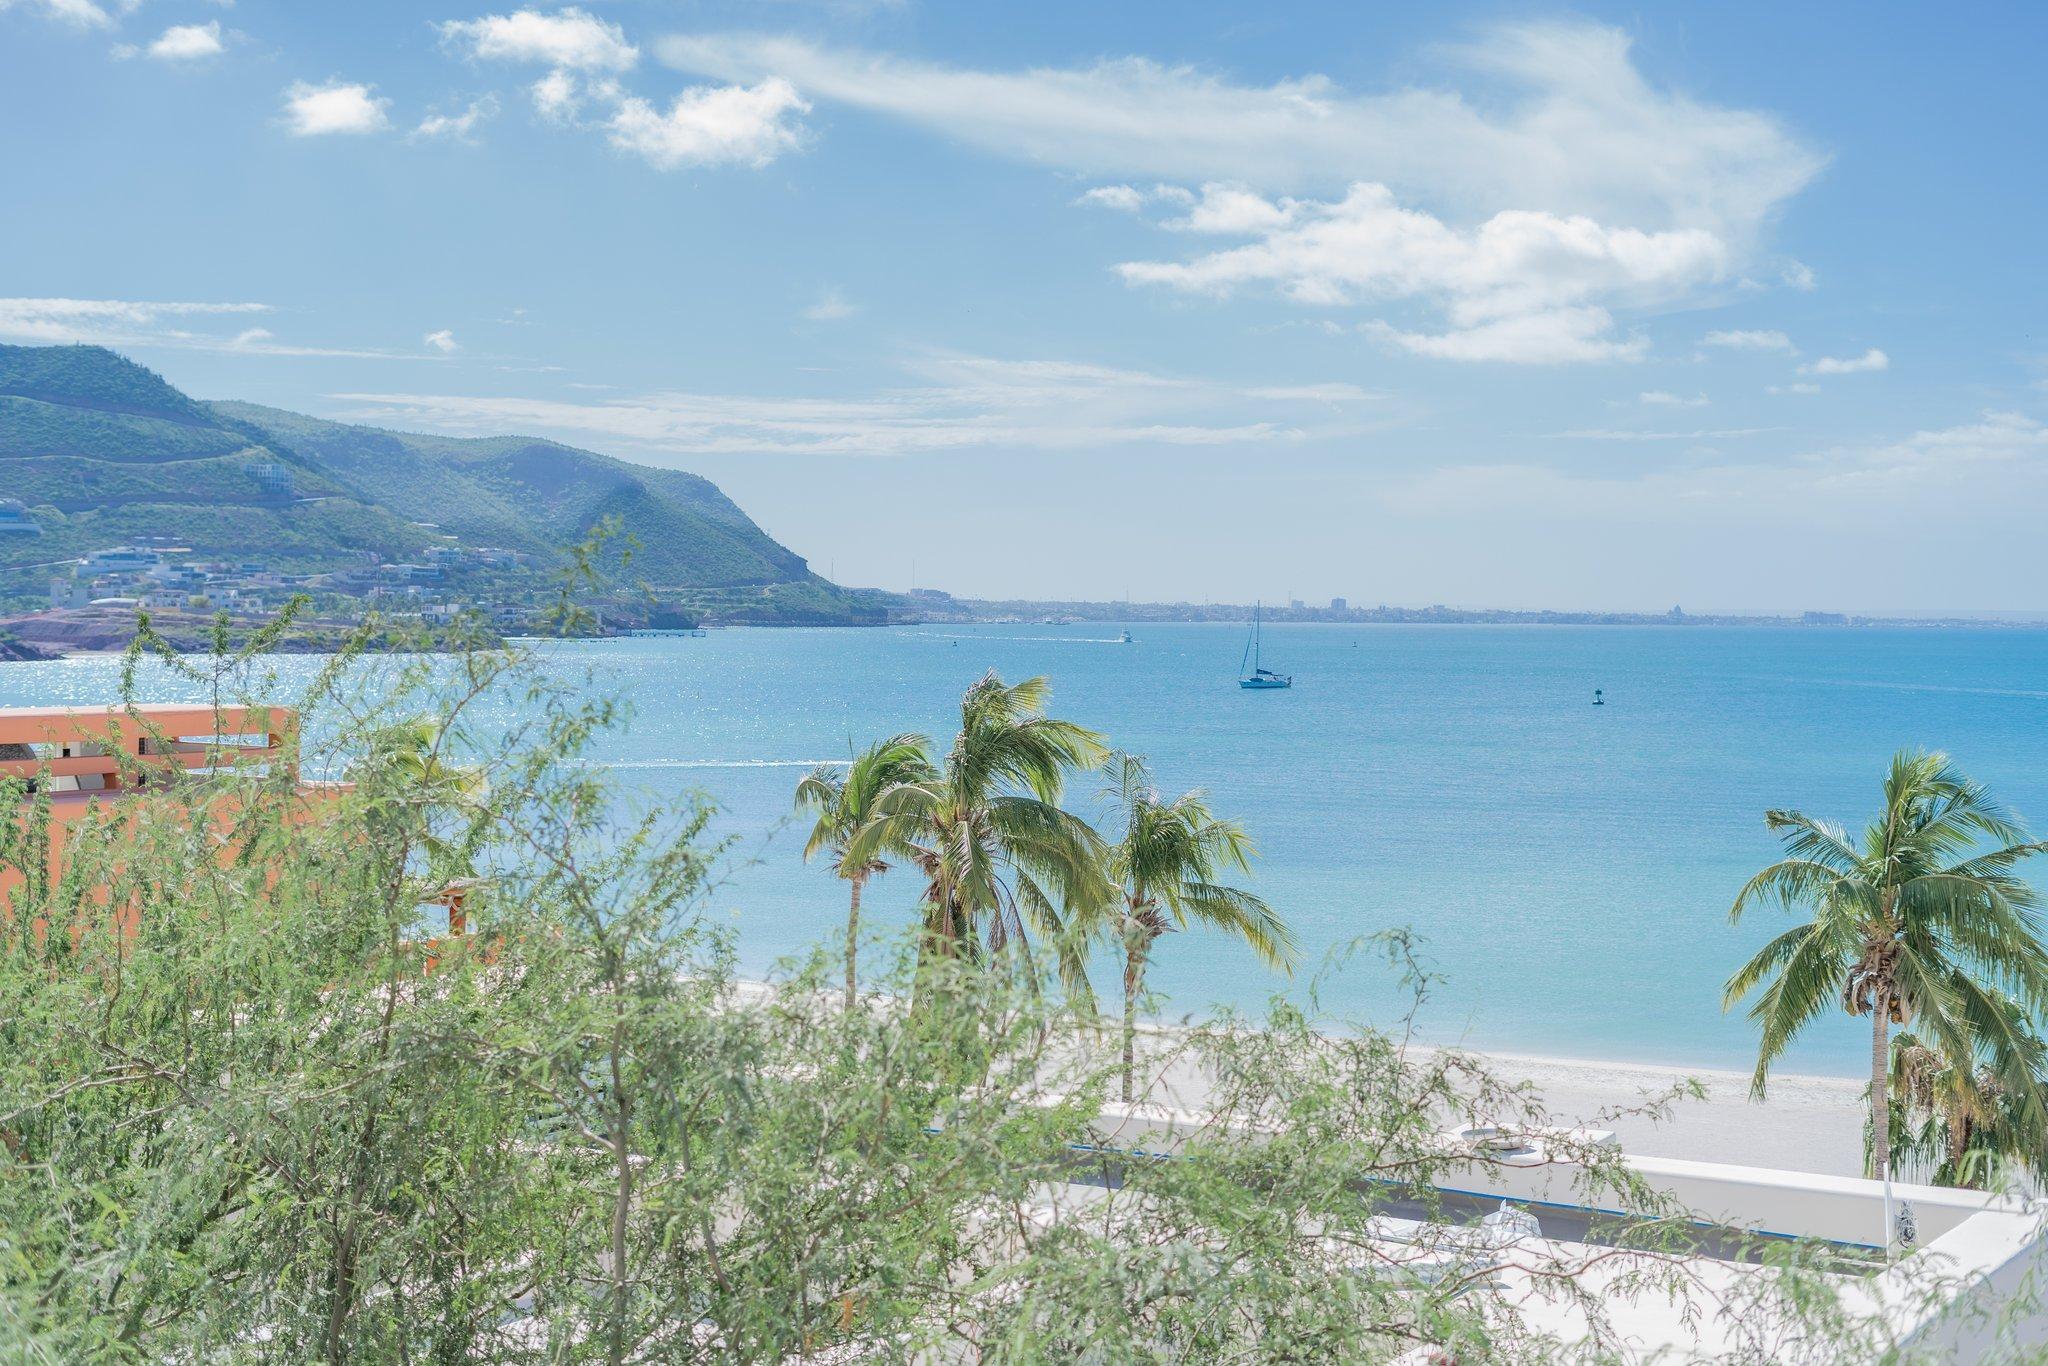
[1116, 1015, 1870, 1178]
[1412, 1044, 1867, 1176]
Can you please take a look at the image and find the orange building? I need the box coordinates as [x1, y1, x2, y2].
[1, 703, 471, 951]
[0, 703, 299, 917]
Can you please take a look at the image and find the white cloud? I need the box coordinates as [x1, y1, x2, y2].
[0, 297, 437, 359]
[423, 329, 460, 353]
[656, 20, 1822, 238]
[606, 78, 807, 169]
[1781, 261, 1816, 291]
[328, 352, 1378, 457]
[0, 0, 113, 30]
[1117, 182, 1720, 363]
[0, 297, 270, 345]
[438, 7, 637, 72]
[1550, 426, 1778, 441]
[414, 94, 499, 141]
[1847, 411, 2044, 473]
[1393, 413, 2048, 523]
[147, 20, 222, 59]
[1366, 308, 1645, 365]
[530, 70, 580, 120]
[802, 287, 856, 322]
[667, 20, 1826, 374]
[1639, 391, 1709, 407]
[1768, 382, 1821, 395]
[1802, 347, 1888, 376]
[1076, 184, 1146, 212]
[281, 80, 391, 136]
[1701, 328, 1795, 352]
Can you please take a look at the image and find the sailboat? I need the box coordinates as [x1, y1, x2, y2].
[1238, 602, 1292, 689]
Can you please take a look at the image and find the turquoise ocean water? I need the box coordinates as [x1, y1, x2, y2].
[8, 622, 2047, 1076]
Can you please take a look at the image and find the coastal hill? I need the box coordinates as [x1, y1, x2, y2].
[0, 344, 872, 623]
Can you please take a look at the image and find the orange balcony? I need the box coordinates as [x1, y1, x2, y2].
[0, 704, 315, 927]
[2, 703, 473, 958]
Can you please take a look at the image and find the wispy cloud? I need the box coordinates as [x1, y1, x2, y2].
[1388, 413, 2048, 522]
[657, 20, 1823, 235]
[0, 297, 270, 344]
[413, 94, 500, 142]
[1638, 391, 1709, 408]
[0, 297, 437, 359]
[328, 352, 1379, 457]
[1548, 426, 1779, 441]
[1802, 347, 1888, 376]
[802, 287, 857, 322]
[281, 80, 391, 136]
[708, 22, 1818, 366]
[0, 0, 114, 31]
[1701, 328, 1795, 352]
[423, 329, 460, 353]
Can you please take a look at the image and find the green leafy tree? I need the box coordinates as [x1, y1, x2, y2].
[1097, 752, 1297, 1102]
[1724, 749, 2048, 1180]
[2, 628, 2033, 1360]
[850, 672, 1112, 995]
[793, 733, 935, 1010]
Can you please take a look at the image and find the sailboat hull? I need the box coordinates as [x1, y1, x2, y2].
[1239, 677, 1292, 689]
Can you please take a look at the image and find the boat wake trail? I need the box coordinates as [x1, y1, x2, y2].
[1762, 677, 2048, 702]
[913, 632, 1132, 645]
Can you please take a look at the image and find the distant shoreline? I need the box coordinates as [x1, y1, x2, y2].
[907, 599, 2048, 630]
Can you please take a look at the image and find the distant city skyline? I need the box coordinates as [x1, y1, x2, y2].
[4, 1, 2045, 612]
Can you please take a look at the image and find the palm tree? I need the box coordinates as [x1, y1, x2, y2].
[849, 673, 1111, 996]
[793, 733, 934, 1010]
[1724, 749, 2048, 1180]
[1098, 753, 1296, 1103]
[1886, 989, 2048, 1189]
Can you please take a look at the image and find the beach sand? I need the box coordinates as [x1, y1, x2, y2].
[1121, 1022, 1869, 1177]
[1427, 1048, 1867, 1176]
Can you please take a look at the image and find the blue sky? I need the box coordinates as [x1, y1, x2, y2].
[4, 1, 2045, 612]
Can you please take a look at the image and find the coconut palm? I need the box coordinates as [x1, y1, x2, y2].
[794, 733, 934, 1010]
[355, 715, 490, 870]
[1724, 749, 2048, 1180]
[1098, 753, 1297, 1103]
[1885, 990, 2048, 1189]
[849, 673, 1111, 997]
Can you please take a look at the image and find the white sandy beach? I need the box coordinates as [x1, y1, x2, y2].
[732, 982, 1871, 1177]
[1423, 1048, 1867, 1176]
[1116, 1018, 1870, 1177]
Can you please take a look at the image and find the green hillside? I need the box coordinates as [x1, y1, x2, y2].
[0, 345, 841, 615]
[215, 402, 808, 589]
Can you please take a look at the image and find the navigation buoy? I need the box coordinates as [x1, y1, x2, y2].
[1593, 688, 1605, 706]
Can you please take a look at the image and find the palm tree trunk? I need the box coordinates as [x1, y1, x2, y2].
[1121, 926, 1149, 1106]
[1869, 991, 1891, 1182]
[844, 873, 865, 1013]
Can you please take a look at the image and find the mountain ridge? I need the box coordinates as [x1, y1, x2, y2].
[0, 345, 857, 621]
